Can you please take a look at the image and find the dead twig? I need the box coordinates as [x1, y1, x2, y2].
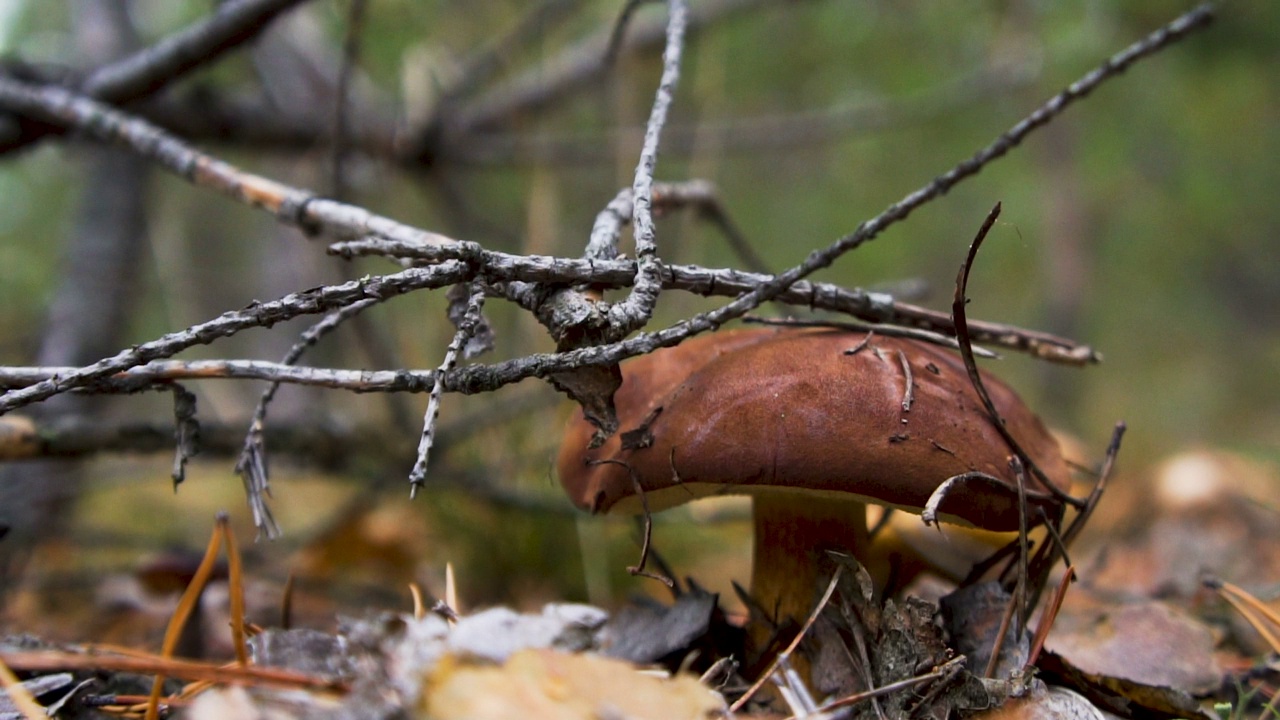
[0, 0, 311, 153]
[237, 298, 379, 537]
[444, 0, 766, 135]
[1026, 565, 1076, 669]
[607, 0, 688, 338]
[745, 316, 1000, 359]
[951, 202, 1079, 507]
[145, 514, 227, 720]
[587, 459, 673, 588]
[1024, 422, 1125, 611]
[0, 263, 468, 414]
[729, 564, 844, 713]
[1, 651, 347, 693]
[809, 655, 967, 717]
[409, 284, 486, 497]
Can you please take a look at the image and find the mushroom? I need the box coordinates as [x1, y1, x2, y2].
[556, 326, 1071, 658]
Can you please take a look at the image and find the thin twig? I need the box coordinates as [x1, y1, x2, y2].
[729, 564, 844, 713]
[447, 60, 1039, 167]
[1026, 566, 1075, 668]
[1, 651, 347, 692]
[84, 0, 310, 101]
[1013, 456, 1032, 630]
[408, 285, 486, 497]
[0, 263, 468, 414]
[609, 0, 688, 337]
[445, 0, 766, 134]
[335, 235, 1091, 363]
[982, 457, 1032, 679]
[0, 6, 1211, 417]
[237, 298, 379, 537]
[982, 585, 1018, 680]
[604, 0, 661, 68]
[951, 203, 1081, 507]
[1025, 422, 1125, 610]
[809, 655, 966, 717]
[1059, 422, 1126, 550]
[0, 0, 310, 153]
[744, 316, 1000, 359]
[655, 180, 772, 276]
[588, 459, 673, 587]
[442, 0, 586, 104]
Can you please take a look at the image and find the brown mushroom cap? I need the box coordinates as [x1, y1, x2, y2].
[557, 327, 1070, 532]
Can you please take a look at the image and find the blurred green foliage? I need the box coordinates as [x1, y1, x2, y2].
[0, 1, 1277, 613]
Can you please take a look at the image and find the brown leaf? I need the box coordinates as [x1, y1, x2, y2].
[1045, 600, 1221, 695]
[940, 581, 1029, 678]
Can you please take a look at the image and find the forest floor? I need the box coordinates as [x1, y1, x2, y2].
[1, 449, 1278, 719]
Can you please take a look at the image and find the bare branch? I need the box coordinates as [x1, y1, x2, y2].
[88, 0, 310, 100]
[236, 298, 380, 538]
[609, 0, 688, 337]
[0, 264, 469, 414]
[137, 90, 399, 156]
[442, 0, 769, 136]
[742, 316, 1000, 359]
[409, 285, 486, 496]
[126, 59, 1031, 170]
[0, 0, 311, 153]
[332, 211, 1097, 364]
[0, 75, 459, 248]
[0, 4, 1210, 428]
[0, 361, 432, 394]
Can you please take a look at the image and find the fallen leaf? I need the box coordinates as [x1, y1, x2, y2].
[422, 648, 725, 720]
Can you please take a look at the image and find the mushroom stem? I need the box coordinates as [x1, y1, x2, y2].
[750, 491, 875, 637]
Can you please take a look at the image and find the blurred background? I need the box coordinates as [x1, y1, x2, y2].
[0, 0, 1275, 651]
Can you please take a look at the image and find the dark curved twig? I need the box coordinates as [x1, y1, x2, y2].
[951, 203, 1083, 508]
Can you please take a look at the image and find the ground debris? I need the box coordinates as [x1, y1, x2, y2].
[805, 554, 1003, 719]
[600, 587, 718, 664]
[941, 581, 1030, 679]
[183, 601, 722, 720]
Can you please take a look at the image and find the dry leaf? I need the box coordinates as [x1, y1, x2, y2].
[422, 648, 725, 720]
